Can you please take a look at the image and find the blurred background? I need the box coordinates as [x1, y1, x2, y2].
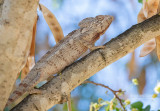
[36, 0, 160, 110]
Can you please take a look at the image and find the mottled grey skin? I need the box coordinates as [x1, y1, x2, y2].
[6, 15, 113, 105]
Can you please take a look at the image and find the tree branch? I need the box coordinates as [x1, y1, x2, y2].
[0, 0, 38, 110]
[12, 15, 160, 111]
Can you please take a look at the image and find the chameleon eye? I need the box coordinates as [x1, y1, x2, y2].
[96, 15, 104, 21]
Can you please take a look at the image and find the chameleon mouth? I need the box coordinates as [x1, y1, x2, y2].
[101, 25, 110, 35]
[105, 15, 114, 22]
[101, 16, 113, 35]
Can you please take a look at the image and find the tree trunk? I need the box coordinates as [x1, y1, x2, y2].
[0, 0, 38, 110]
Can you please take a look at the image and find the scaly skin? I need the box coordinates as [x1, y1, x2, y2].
[6, 15, 113, 106]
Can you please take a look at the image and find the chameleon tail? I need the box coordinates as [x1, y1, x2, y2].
[6, 71, 42, 106]
[6, 82, 28, 106]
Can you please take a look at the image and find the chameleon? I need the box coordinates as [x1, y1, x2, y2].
[6, 15, 113, 106]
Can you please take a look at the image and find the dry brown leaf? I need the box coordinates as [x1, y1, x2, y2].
[16, 15, 37, 81]
[138, 0, 159, 22]
[147, 0, 160, 18]
[156, 36, 160, 60]
[138, 68, 146, 95]
[40, 4, 64, 43]
[137, 0, 148, 23]
[143, 0, 149, 18]
[128, 52, 137, 80]
[138, 0, 160, 57]
[21, 56, 35, 80]
[30, 15, 37, 57]
[20, 15, 37, 80]
[147, 0, 160, 60]
[137, 8, 147, 23]
[142, 0, 159, 18]
[140, 39, 156, 57]
[157, 0, 160, 13]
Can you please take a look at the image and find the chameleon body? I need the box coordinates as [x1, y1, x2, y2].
[6, 15, 113, 105]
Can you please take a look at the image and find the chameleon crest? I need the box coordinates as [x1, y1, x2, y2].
[79, 15, 113, 30]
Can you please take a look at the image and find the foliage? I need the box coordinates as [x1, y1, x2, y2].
[131, 101, 150, 111]
[90, 97, 123, 111]
[63, 101, 78, 111]
[90, 98, 152, 111]
[89, 89, 125, 111]
[138, 0, 143, 3]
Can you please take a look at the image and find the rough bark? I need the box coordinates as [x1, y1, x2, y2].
[12, 15, 160, 111]
[0, 0, 38, 110]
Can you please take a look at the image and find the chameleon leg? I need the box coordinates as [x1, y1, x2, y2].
[81, 39, 105, 51]
[47, 72, 61, 81]
[89, 45, 105, 51]
[28, 72, 43, 94]
[47, 75, 54, 81]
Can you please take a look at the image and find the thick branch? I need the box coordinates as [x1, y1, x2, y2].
[0, 0, 38, 110]
[12, 15, 160, 111]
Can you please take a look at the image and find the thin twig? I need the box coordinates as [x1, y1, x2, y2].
[67, 93, 72, 111]
[38, 4, 42, 11]
[83, 81, 126, 111]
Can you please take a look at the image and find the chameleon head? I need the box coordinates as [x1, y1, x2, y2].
[95, 15, 114, 32]
[78, 15, 114, 32]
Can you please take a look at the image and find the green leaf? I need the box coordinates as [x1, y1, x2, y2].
[138, 0, 143, 3]
[143, 105, 151, 111]
[105, 105, 110, 111]
[63, 103, 68, 111]
[131, 101, 143, 110]
[116, 107, 120, 111]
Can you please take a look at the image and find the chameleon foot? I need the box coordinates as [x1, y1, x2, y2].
[81, 39, 105, 51]
[29, 88, 42, 94]
[89, 45, 105, 51]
